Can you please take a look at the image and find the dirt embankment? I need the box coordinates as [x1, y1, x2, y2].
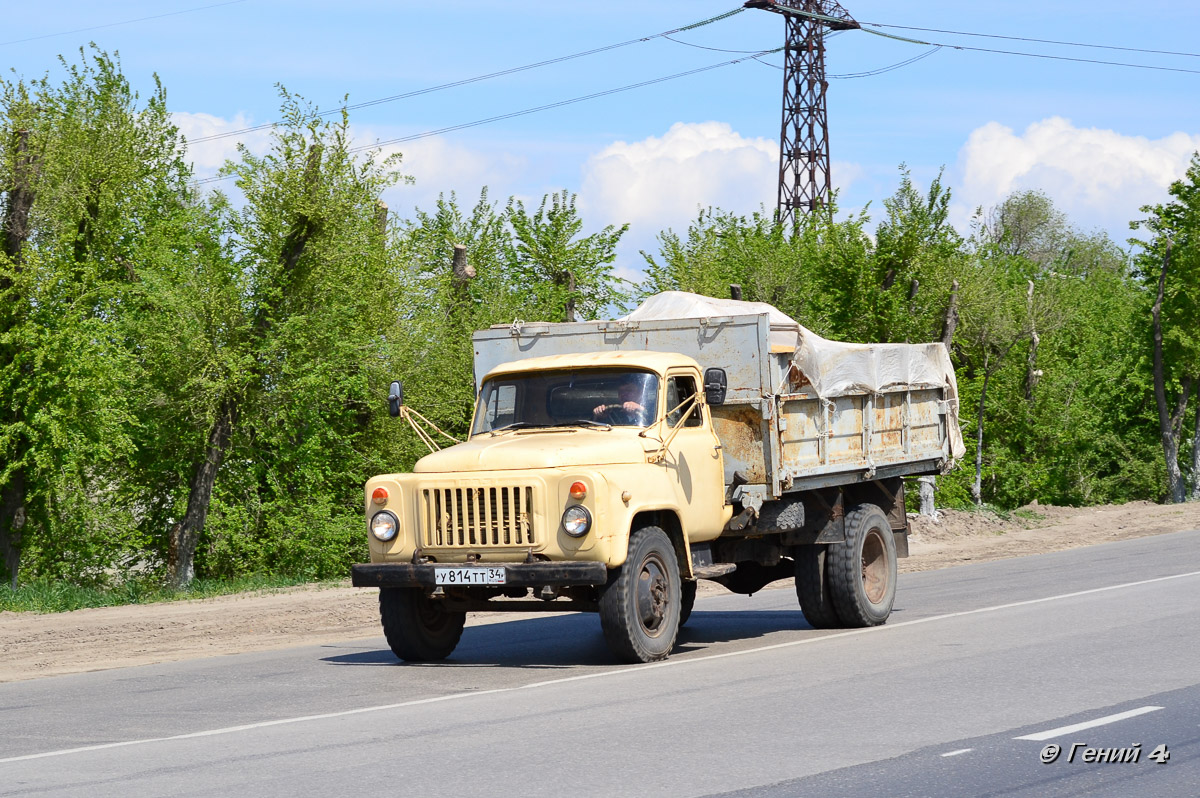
[2, 501, 1198, 684]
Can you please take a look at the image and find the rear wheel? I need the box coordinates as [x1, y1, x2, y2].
[827, 504, 897, 627]
[794, 544, 841, 629]
[379, 587, 466, 662]
[599, 526, 681, 663]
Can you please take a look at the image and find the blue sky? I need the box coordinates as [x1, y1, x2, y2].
[6, 1, 1200, 277]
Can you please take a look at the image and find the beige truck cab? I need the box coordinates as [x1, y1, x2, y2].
[355, 351, 733, 663]
[352, 292, 964, 664]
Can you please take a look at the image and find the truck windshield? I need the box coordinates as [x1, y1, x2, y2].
[472, 369, 659, 435]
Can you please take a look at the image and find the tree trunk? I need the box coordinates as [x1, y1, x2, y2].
[374, 200, 389, 239]
[450, 243, 475, 309]
[169, 398, 235, 589]
[1024, 281, 1041, 402]
[1025, 331, 1041, 401]
[1, 129, 37, 263]
[0, 129, 38, 589]
[72, 194, 101, 265]
[915, 280, 961, 518]
[918, 476, 937, 518]
[971, 359, 991, 507]
[564, 269, 577, 322]
[1191, 379, 1200, 503]
[940, 280, 959, 349]
[0, 472, 26, 590]
[1151, 241, 1190, 503]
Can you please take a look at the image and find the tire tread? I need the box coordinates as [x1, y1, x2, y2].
[826, 504, 897, 628]
[794, 544, 842, 628]
[598, 526, 681, 663]
[379, 587, 466, 662]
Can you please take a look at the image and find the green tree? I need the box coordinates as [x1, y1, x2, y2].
[640, 203, 873, 338]
[943, 191, 1162, 509]
[872, 167, 966, 344]
[0, 49, 190, 588]
[142, 90, 407, 587]
[506, 190, 628, 322]
[1133, 153, 1200, 503]
[390, 188, 633, 454]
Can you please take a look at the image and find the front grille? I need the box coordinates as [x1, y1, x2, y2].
[418, 485, 537, 548]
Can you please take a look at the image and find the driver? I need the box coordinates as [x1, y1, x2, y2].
[593, 376, 649, 426]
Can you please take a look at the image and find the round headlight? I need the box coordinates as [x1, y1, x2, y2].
[370, 511, 399, 542]
[562, 505, 592, 538]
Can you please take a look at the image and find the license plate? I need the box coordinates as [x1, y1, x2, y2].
[434, 566, 506, 585]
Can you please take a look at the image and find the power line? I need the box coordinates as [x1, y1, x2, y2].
[0, 0, 247, 47]
[915, 39, 1200, 76]
[753, 45, 943, 79]
[193, 47, 782, 185]
[189, 7, 747, 145]
[347, 51, 781, 152]
[832, 45, 941, 79]
[660, 34, 767, 54]
[768, 5, 1200, 77]
[660, 27, 840, 55]
[861, 21, 1200, 60]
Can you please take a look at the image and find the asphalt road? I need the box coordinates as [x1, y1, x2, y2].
[4, 529, 1200, 797]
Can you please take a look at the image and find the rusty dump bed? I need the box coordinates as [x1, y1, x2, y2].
[473, 308, 962, 501]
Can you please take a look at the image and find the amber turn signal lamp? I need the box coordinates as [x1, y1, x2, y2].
[371, 487, 389, 505]
[569, 481, 587, 499]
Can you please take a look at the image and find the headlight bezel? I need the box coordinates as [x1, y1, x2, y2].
[561, 504, 592, 538]
[370, 510, 400, 542]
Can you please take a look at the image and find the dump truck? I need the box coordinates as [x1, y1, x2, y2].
[352, 292, 964, 663]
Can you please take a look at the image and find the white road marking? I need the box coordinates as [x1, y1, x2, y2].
[940, 749, 973, 757]
[1014, 706, 1164, 741]
[4, 568, 1199, 764]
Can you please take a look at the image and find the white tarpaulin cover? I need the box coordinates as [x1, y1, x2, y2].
[623, 291, 965, 458]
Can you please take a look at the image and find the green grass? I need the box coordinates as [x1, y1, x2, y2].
[0, 574, 344, 614]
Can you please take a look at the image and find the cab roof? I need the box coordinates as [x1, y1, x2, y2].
[482, 351, 699, 381]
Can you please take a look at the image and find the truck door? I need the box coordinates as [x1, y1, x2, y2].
[662, 370, 727, 541]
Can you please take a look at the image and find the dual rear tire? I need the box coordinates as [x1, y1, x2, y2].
[795, 503, 896, 628]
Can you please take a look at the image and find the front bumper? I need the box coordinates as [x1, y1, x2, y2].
[351, 561, 609, 589]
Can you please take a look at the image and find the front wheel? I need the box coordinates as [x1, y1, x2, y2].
[379, 587, 466, 662]
[826, 504, 897, 627]
[599, 526, 681, 663]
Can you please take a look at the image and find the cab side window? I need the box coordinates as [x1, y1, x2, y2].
[666, 376, 702, 428]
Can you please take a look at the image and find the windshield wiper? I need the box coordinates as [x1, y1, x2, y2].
[561, 419, 612, 430]
[489, 422, 547, 434]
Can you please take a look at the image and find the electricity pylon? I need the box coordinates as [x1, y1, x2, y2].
[746, 0, 858, 226]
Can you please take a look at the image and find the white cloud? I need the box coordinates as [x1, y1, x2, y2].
[172, 112, 534, 211]
[375, 137, 530, 216]
[953, 117, 1200, 236]
[577, 121, 866, 283]
[173, 111, 273, 175]
[578, 121, 777, 234]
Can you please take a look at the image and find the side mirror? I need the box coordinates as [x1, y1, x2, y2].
[388, 381, 403, 418]
[704, 368, 727, 406]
